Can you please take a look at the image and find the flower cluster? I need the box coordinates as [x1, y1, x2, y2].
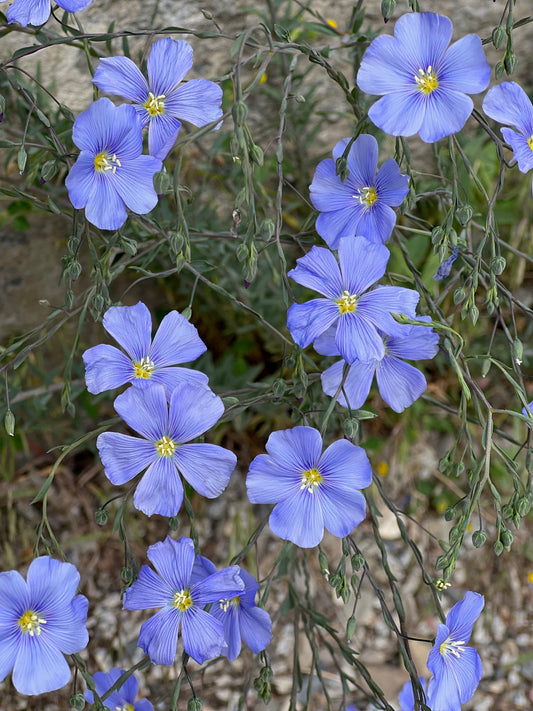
[0, 0, 92, 26]
[123, 537, 271, 665]
[66, 37, 222, 229]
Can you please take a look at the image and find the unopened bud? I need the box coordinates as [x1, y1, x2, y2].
[232, 100, 248, 125]
[490, 256, 506, 275]
[492, 25, 505, 48]
[94, 508, 109, 526]
[504, 51, 517, 75]
[472, 530, 487, 548]
[188, 698, 203, 711]
[70, 693, 86, 710]
[456, 204, 473, 226]
[4, 409, 15, 436]
[381, 0, 396, 21]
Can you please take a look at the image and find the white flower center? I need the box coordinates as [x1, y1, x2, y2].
[144, 92, 166, 116]
[94, 150, 121, 174]
[300, 467, 323, 493]
[415, 66, 439, 95]
[18, 609, 47, 636]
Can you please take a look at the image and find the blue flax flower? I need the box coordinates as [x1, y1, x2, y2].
[0, 556, 88, 695]
[433, 247, 458, 281]
[207, 566, 272, 661]
[522, 399, 533, 427]
[246, 426, 372, 548]
[398, 677, 429, 711]
[357, 13, 490, 143]
[316, 318, 439, 413]
[96, 382, 236, 517]
[287, 236, 419, 364]
[65, 98, 162, 230]
[0, 0, 91, 25]
[85, 667, 153, 711]
[427, 591, 484, 710]
[93, 38, 223, 160]
[83, 301, 208, 396]
[483, 82, 533, 195]
[309, 134, 409, 248]
[123, 537, 244, 665]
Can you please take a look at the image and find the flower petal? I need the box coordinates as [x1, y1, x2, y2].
[103, 302, 152, 362]
[13, 635, 71, 695]
[174, 443, 236, 498]
[93, 56, 149, 104]
[112, 155, 162, 214]
[357, 286, 419, 337]
[192, 567, 244, 606]
[357, 35, 414, 95]
[335, 312, 384, 364]
[368, 91, 425, 138]
[181, 607, 225, 663]
[65, 152, 97, 209]
[113, 384, 168, 440]
[394, 12, 453, 68]
[321, 359, 375, 410]
[147, 38, 193, 95]
[483, 82, 533, 136]
[445, 591, 484, 643]
[338, 236, 389, 294]
[265, 426, 323, 472]
[347, 134, 378, 185]
[147, 113, 182, 160]
[147, 537, 195, 591]
[269, 492, 324, 547]
[133, 457, 184, 517]
[319, 439, 372, 490]
[501, 127, 533, 174]
[239, 605, 273, 655]
[6, 0, 50, 26]
[26, 557, 79, 612]
[84, 175, 128, 231]
[376, 357, 427, 412]
[310, 158, 356, 212]
[418, 89, 473, 143]
[137, 607, 180, 666]
[288, 246, 343, 298]
[168, 79, 223, 127]
[375, 158, 410, 206]
[168, 382, 223, 442]
[287, 300, 339, 349]
[82, 344, 134, 393]
[97, 432, 156, 485]
[440, 35, 490, 94]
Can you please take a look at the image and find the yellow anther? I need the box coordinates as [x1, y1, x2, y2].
[133, 356, 155, 379]
[335, 290, 358, 314]
[18, 609, 47, 636]
[356, 185, 378, 209]
[415, 66, 439, 95]
[440, 637, 466, 659]
[528, 135, 533, 151]
[173, 589, 193, 611]
[115, 704, 134, 711]
[94, 150, 121, 174]
[155, 436, 176, 457]
[219, 596, 240, 612]
[300, 467, 323, 493]
[144, 92, 166, 117]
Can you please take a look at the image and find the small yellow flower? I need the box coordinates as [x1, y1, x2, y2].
[528, 571, 533, 584]
[259, 73, 267, 85]
[376, 460, 389, 477]
[326, 18, 337, 29]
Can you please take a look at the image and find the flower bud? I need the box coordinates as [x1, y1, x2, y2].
[188, 698, 203, 711]
[472, 529, 486, 548]
[168, 515, 180, 530]
[512, 338, 523, 365]
[453, 287, 466, 305]
[490, 255, 506, 275]
[455, 204, 473, 226]
[94, 508, 109, 526]
[4, 409, 15, 437]
[501, 529, 514, 548]
[444, 505, 456, 522]
[346, 615, 357, 641]
[493, 540, 504, 556]
[492, 25, 505, 49]
[232, 100, 248, 125]
[41, 159, 58, 183]
[272, 378, 287, 398]
[351, 553, 365, 570]
[504, 50, 517, 75]
[381, 0, 396, 21]
[70, 693, 86, 710]
[517, 497, 531, 517]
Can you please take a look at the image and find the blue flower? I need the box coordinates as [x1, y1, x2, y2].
[83, 301, 208, 396]
[287, 236, 420, 364]
[309, 134, 409, 248]
[96, 382, 236, 517]
[246, 426, 372, 548]
[92, 38, 223, 160]
[427, 591, 484, 710]
[522, 399, 533, 427]
[316, 318, 439, 413]
[0, 0, 91, 26]
[65, 98, 162, 230]
[123, 537, 244, 665]
[482, 82, 533, 195]
[0, 556, 88, 695]
[398, 677, 429, 711]
[357, 13, 490, 143]
[84, 667, 153, 711]
[208, 567, 273, 661]
[433, 247, 458, 281]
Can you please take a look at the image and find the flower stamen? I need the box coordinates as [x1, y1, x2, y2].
[300, 467, 323, 493]
[18, 609, 47, 636]
[115, 704, 134, 711]
[94, 151, 122, 174]
[335, 290, 357, 314]
[144, 92, 166, 117]
[356, 185, 378, 209]
[415, 66, 439, 95]
[219, 596, 240, 612]
[173, 588, 193, 611]
[156, 436, 176, 457]
[528, 135, 533, 151]
[133, 356, 155, 379]
[440, 637, 466, 659]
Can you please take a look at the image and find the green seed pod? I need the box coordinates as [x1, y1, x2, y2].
[501, 529, 514, 548]
[4, 409, 15, 437]
[70, 693, 86, 710]
[504, 51, 517, 75]
[343, 418, 358, 439]
[493, 540, 504, 556]
[260, 665, 273, 682]
[444, 506, 456, 522]
[272, 378, 287, 398]
[249, 143, 264, 166]
[490, 256, 506, 275]
[41, 159, 58, 183]
[346, 615, 357, 641]
[517, 497, 531, 517]
[121, 566, 134, 585]
[232, 100, 248, 125]
[351, 553, 364, 571]
[495, 60, 506, 79]
[502, 503, 513, 519]
[328, 573, 341, 588]
[480, 358, 491, 378]
[381, 0, 396, 21]
[168, 515, 180, 530]
[453, 287, 466, 305]
[456, 204, 473, 226]
[492, 25, 505, 49]
[65, 289, 75, 309]
[512, 338, 523, 365]
[469, 304, 479, 327]
[335, 155, 348, 179]
[431, 226, 444, 245]
[94, 508, 109, 526]
[472, 529, 487, 548]
[153, 170, 170, 195]
[188, 698, 203, 711]
[318, 550, 329, 574]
